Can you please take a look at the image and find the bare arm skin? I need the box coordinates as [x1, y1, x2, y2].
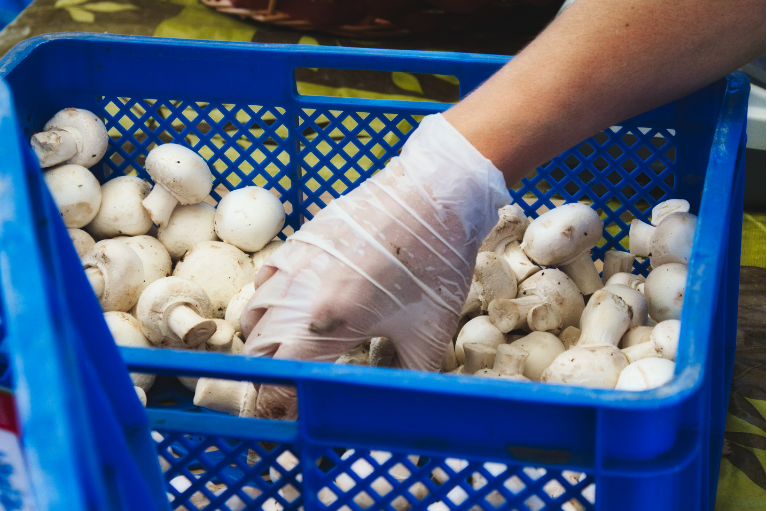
[443, 0, 765, 184]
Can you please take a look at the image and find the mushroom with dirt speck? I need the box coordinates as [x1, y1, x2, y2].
[454, 316, 506, 365]
[31, 108, 108, 168]
[44, 164, 102, 228]
[136, 276, 216, 349]
[82, 239, 144, 312]
[644, 263, 687, 322]
[214, 186, 286, 253]
[114, 235, 172, 293]
[193, 378, 258, 418]
[509, 331, 566, 381]
[86, 176, 153, 239]
[157, 202, 219, 261]
[141, 144, 213, 229]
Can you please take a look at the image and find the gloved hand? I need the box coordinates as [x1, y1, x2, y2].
[240, 113, 510, 420]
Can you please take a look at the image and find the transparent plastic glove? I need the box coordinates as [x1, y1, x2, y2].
[241, 113, 510, 420]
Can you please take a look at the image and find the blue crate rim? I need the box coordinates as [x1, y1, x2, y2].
[0, 33, 750, 412]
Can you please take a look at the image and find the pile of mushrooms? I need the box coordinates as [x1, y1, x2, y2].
[34, 108, 287, 414]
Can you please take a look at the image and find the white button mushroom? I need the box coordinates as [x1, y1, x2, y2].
[487, 344, 531, 381]
[114, 235, 172, 293]
[142, 143, 213, 229]
[479, 204, 530, 253]
[521, 203, 604, 295]
[43, 164, 102, 228]
[644, 263, 687, 322]
[604, 272, 646, 291]
[86, 176, 153, 239]
[82, 239, 144, 312]
[509, 331, 566, 381]
[173, 241, 256, 319]
[577, 289, 632, 347]
[615, 357, 676, 391]
[439, 339, 458, 372]
[602, 284, 649, 328]
[648, 212, 697, 267]
[463, 343, 497, 375]
[620, 325, 653, 348]
[601, 250, 635, 284]
[103, 311, 156, 392]
[156, 202, 219, 261]
[651, 199, 690, 226]
[541, 345, 629, 388]
[622, 318, 681, 362]
[31, 108, 109, 168]
[488, 269, 584, 333]
[136, 276, 216, 349]
[252, 240, 285, 274]
[224, 282, 256, 333]
[214, 186, 286, 253]
[454, 316, 506, 365]
[68, 228, 95, 259]
[193, 378, 258, 418]
[465, 252, 517, 316]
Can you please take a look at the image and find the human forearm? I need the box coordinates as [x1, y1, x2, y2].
[443, 0, 765, 184]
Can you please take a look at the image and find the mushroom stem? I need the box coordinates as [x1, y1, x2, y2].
[500, 240, 541, 283]
[577, 289, 632, 346]
[85, 267, 105, 299]
[193, 378, 258, 417]
[370, 337, 397, 367]
[30, 129, 78, 168]
[142, 184, 179, 229]
[493, 344, 528, 376]
[488, 295, 539, 333]
[621, 341, 658, 363]
[440, 339, 458, 372]
[463, 343, 497, 375]
[527, 303, 562, 332]
[561, 251, 603, 295]
[558, 326, 581, 349]
[167, 304, 217, 347]
[629, 220, 656, 257]
[602, 250, 635, 284]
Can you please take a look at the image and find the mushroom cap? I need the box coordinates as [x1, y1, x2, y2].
[644, 263, 687, 321]
[604, 272, 645, 290]
[103, 311, 156, 391]
[224, 282, 256, 333]
[455, 316, 506, 365]
[157, 202, 219, 260]
[136, 276, 214, 347]
[650, 319, 681, 361]
[43, 108, 109, 168]
[649, 212, 697, 267]
[521, 203, 603, 266]
[214, 186, 286, 253]
[602, 284, 649, 329]
[86, 176, 153, 239]
[516, 269, 585, 329]
[615, 357, 675, 391]
[509, 331, 566, 381]
[252, 240, 285, 274]
[541, 345, 629, 388]
[82, 239, 144, 312]
[651, 199, 690, 226]
[43, 164, 102, 228]
[68, 228, 95, 258]
[114, 235, 172, 293]
[145, 144, 212, 204]
[173, 241, 255, 318]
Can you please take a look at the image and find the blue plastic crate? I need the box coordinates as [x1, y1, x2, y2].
[0, 34, 749, 511]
